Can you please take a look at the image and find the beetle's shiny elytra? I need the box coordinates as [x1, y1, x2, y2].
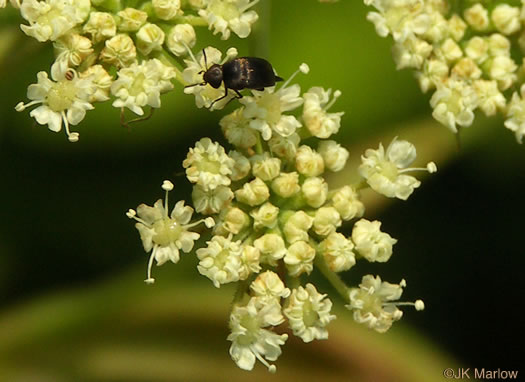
[186, 50, 283, 108]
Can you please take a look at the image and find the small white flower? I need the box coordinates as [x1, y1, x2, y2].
[312, 207, 341, 237]
[250, 202, 279, 230]
[301, 177, 328, 208]
[196, 235, 243, 288]
[152, 0, 181, 20]
[463, 4, 489, 31]
[318, 232, 355, 272]
[192, 184, 234, 215]
[99, 34, 137, 68]
[352, 219, 396, 263]
[271, 172, 300, 198]
[20, 0, 90, 42]
[83, 11, 116, 42]
[268, 133, 300, 160]
[15, 62, 94, 142]
[491, 4, 521, 36]
[447, 14, 466, 42]
[465, 37, 488, 64]
[488, 34, 511, 57]
[117, 8, 148, 32]
[283, 211, 314, 244]
[302, 87, 344, 138]
[239, 245, 261, 280]
[128, 181, 205, 283]
[295, 145, 324, 177]
[136, 23, 165, 55]
[415, 58, 449, 93]
[220, 108, 258, 148]
[430, 78, 477, 133]
[473, 80, 506, 117]
[228, 297, 287, 373]
[359, 138, 433, 200]
[451, 58, 481, 80]
[166, 24, 196, 56]
[79, 64, 112, 103]
[318, 140, 349, 172]
[284, 284, 336, 343]
[199, 0, 259, 40]
[488, 56, 517, 91]
[235, 177, 270, 206]
[111, 58, 175, 115]
[54, 33, 93, 67]
[215, 207, 249, 235]
[284, 241, 316, 277]
[183, 138, 234, 190]
[250, 271, 291, 301]
[504, 86, 525, 144]
[251, 153, 281, 181]
[436, 38, 462, 63]
[253, 233, 286, 266]
[346, 275, 407, 333]
[330, 185, 365, 221]
[392, 36, 432, 70]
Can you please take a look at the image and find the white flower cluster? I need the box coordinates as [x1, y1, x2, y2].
[8, 0, 260, 141]
[128, 73, 434, 371]
[364, 0, 525, 143]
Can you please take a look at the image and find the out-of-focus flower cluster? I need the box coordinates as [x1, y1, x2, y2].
[127, 66, 434, 372]
[364, 0, 525, 143]
[7, 0, 260, 141]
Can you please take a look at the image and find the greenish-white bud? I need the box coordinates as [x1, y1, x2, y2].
[166, 24, 196, 56]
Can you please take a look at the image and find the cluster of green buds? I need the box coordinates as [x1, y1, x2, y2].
[127, 63, 435, 371]
[364, 0, 525, 143]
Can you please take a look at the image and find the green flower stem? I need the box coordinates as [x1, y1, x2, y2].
[314, 254, 350, 303]
[233, 278, 250, 304]
[255, 132, 264, 155]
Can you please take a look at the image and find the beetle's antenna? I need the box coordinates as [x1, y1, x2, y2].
[203, 48, 208, 70]
[184, 82, 207, 88]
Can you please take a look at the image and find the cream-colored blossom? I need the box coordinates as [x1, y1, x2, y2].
[283, 211, 314, 244]
[196, 235, 243, 287]
[346, 275, 406, 333]
[451, 58, 481, 80]
[268, 133, 300, 161]
[392, 36, 432, 70]
[54, 33, 93, 67]
[228, 297, 287, 373]
[465, 37, 488, 64]
[284, 241, 316, 277]
[15, 62, 94, 142]
[99, 34, 137, 68]
[229, 150, 251, 181]
[295, 145, 324, 177]
[152, 0, 181, 20]
[253, 233, 286, 266]
[199, 0, 259, 40]
[488, 55, 517, 91]
[117, 8, 148, 32]
[20, 0, 90, 42]
[235, 177, 270, 206]
[250, 271, 291, 301]
[301, 177, 328, 208]
[302, 87, 344, 138]
[352, 219, 396, 262]
[330, 185, 365, 221]
[183, 137, 234, 190]
[473, 80, 506, 117]
[221, 108, 257, 148]
[136, 23, 165, 55]
[79, 65, 112, 103]
[318, 232, 355, 272]
[318, 140, 349, 172]
[111, 58, 175, 115]
[271, 172, 300, 198]
[464, 4, 489, 31]
[504, 85, 525, 144]
[491, 4, 520, 36]
[313, 207, 341, 237]
[250, 202, 279, 230]
[239, 245, 261, 280]
[166, 24, 196, 56]
[192, 184, 234, 215]
[215, 207, 250, 235]
[83, 12, 116, 42]
[284, 284, 336, 343]
[251, 153, 281, 181]
[415, 58, 448, 93]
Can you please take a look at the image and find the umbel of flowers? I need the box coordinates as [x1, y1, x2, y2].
[7, 0, 261, 141]
[127, 62, 435, 372]
[364, 0, 525, 144]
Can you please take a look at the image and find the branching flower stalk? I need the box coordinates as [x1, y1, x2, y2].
[364, 0, 525, 143]
[3, 0, 434, 373]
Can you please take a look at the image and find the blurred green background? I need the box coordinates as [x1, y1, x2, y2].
[0, 1, 523, 381]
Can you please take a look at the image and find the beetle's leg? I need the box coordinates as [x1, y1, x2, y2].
[233, 90, 243, 99]
[184, 82, 207, 89]
[209, 87, 229, 109]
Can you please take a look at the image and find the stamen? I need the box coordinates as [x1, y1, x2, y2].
[250, 344, 276, 373]
[281, 63, 309, 90]
[144, 247, 157, 284]
[126, 209, 137, 218]
[62, 111, 79, 143]
[323, 89, 342, 111]
[186, 217, 215, 229]
[162, 180, 173, 218]
[240, 0, 259, 13]
[399, 165, 435, 174]
[184, 43, 199, 68]
[15, 100, 40, 112]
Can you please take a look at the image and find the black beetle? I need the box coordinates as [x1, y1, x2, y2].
[186, 49, 283, 108]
